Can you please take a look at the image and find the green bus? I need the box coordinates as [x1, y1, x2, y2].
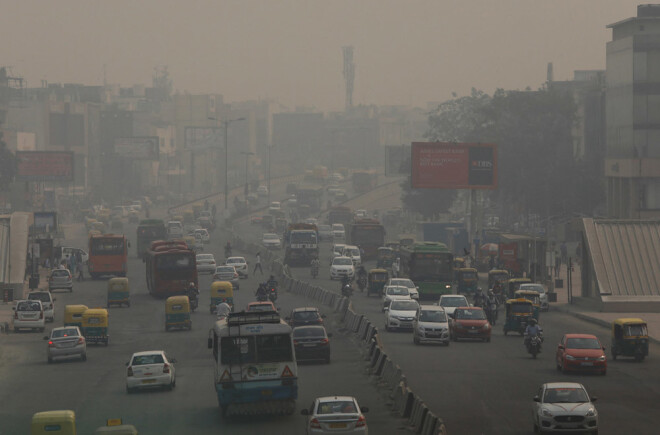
[399, 241, 454, 300]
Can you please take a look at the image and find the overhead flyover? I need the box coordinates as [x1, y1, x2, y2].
[581, 218, 660, 312]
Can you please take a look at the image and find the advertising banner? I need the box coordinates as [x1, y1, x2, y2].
[184, 127, 223, 150]
[16, 151, 74, 182]
[411, 142, 497, 189]
[114, 137, 159, 160]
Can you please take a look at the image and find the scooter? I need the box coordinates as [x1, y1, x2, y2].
[268, 288, 278, 302]
[341, 284, 353, 298]
[527, 334, 543, 359]
[189, 294, 199, 312]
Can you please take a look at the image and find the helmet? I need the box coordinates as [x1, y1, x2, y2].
[189, 282, 195, 287]
[528, 318, 537, 325]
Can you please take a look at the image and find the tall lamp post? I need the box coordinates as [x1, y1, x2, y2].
[208, 116, 246, 211]
[267, 144, 273, 206]
[240, 151, 255, 200]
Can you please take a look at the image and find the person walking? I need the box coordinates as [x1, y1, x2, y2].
[254, 252, 263, 275]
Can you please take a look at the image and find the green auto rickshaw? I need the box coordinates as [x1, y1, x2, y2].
[376, 247, 395, 269]
[456, 268, 479, 295]
[505, 278, 532, 300]
[165, 295, 191, 331]
[503, 299, 534, 336]
[611, 318, 649, 362]
[367, 268, 389, 297]
[107, 277, 130, 308]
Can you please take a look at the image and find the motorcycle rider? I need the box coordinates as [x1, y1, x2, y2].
[473, 288, 486, 308]
[255, 283, 268, 301]
[187, 282, 199, 309]
[485, 290, 498, 325]
[216, 302, 232, 320]
[340, 275, 353, 297]
[356, 265, 367, 280]
[310, 256, 320, 277]
[524, 318, 543, 351]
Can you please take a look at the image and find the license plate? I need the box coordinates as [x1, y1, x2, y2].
[468, 330, 479, 334]
[261, 389, 272, 396]
[142, 379, 157, 384]
[581, 362, 593, 366]
[303, 344, 316, 347]
[329, 423, 347, 429]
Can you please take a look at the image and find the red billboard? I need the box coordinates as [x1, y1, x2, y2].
[16, 151, 74, 182]
[411, 142, 497, 189]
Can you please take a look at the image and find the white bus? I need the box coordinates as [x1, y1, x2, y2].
[208, 311, 298, 417]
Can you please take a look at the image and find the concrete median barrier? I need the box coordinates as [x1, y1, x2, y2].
[421, 411, 438, 435]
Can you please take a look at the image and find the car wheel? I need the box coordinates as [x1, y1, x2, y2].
[81, 353, 87, 362]
[166, 382, 173, 391]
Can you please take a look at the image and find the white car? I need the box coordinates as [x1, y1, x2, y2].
[28, 291, 55, 322]
[437, 294, 470, 317]
[331, 224, 346, 242]
[387, 278, 419, 300]
[305, 218, 318, 226]
[301, 396, 369, 434]
[385, 299, 419, 332]
[533, 382, 598, 434]
[226, 256, 248, 278]
[262, 233, 282, 249]
[194, 228, 210, 244]
[46, 326, 86, 363]
[195, 253, 216, 274]
[126, 351, 176, 393]
[268, 202, 281, 213]
[413, 305, 450, 345]
[257, 185, 269, 197]
[167, 221, 183, 238]
[343, 245, 362, 267]
[382, 285, 411, 311]
[330, 257, 355, 280]
[519, 283, 549, 311]
[13, 300, 45, 332]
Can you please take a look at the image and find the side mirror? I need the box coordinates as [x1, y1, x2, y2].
[300, 409, 309, 416]
[125, 362, 129, 366]
[591, 396, 598, 402]
[360, 406, 369, 413]
[533, 396, 540, 402]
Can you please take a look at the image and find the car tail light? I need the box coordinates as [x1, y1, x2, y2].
[310, 418, 321, 429]
[356, 415, 366, 427]
[48, 340, 55, 348]
[39, 311, 43, 319]
[77, 337, 85, 345]
[163, 363, 170, 374]
[320, 338, 329, 345]
[127, 367, 134, 377]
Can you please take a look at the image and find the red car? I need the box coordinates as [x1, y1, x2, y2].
[556, 334, 607, 375]
[449, 307, 492, 342]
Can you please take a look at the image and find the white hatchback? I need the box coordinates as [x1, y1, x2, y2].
[437, 294, 470, 317]
[195, 253, 216, 274]
[330, 257, 355, 280]
[226, 257, 248, 278]
[28, 291, 55, 322]
[533, 382, 598, 434]
[387, 278, 419, 300]
[385, 299, 419, 332]
[301, 396, 369, 434]
[343, 245, 362, 267]
[12, 300, 45, 332]
[413, 305, 450, 345]
[126, 351, 176, 393]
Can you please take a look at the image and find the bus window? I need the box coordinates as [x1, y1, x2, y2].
[221, 337, 256, 365]
[255, 334, 293, 363]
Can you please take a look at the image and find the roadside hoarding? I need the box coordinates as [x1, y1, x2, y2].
[184, 126, 223, 150]
[411, 142, 497, 189]
[114, 137, 159, 160]
[16, 151, 74, 182]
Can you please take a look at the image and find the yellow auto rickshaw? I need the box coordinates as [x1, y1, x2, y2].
[31, 410, 76, 435]
[514, 289, 540, 320]
[85, 217, 98, 230]
[367, 268, 389, 297]
[183, 235, 196, 250]
[88, 229, 102, 238]
[456, 267, 479, 295]
[64, 305, 88, 328]
[611, 318, 649, 362]
[172, 214, 184, 224]
[376, 247, 395, 269]
[94, 419, 138, 434]
[453, 257, 466, 281]
[505, 278, 532, 300]
[165, 295, 191, 331]
[210, 281, 234, 314]
[107, 277, 130, 308]
[503, 298, 534, 336]
[82, 308, 109, 346]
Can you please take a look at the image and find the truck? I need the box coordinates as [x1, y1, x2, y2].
[284, 223, 319, 267]
[327, 206, 353, 227]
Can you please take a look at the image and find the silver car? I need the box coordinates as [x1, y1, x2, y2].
[212, 265, 240, 290]
[12, 300, 45, 332]
[533, 382, 598, 433]
[45, 326, 87, 363]
[48, 268, 73, 292]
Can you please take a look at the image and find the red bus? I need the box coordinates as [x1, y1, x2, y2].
[348, 218, 386, 260]
[88, 234, 129, 279]
[145, 240, 198, 298]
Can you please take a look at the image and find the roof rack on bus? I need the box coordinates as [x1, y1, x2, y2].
[227, 311, 281, 326]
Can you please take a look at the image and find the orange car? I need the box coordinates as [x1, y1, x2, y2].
[246, 301, 277, 312]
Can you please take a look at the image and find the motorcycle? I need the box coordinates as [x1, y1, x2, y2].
[268, 287, 278, 302]
[357, 276, 367, 292]
[342, 284, 353, 298]
[189, 294, 199, 312]
[526, 334, 543, 359]
[256, 293, 268, 302]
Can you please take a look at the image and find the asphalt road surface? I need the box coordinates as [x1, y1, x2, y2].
[0, 216, 407, 434]
[234, 181, 660, 435]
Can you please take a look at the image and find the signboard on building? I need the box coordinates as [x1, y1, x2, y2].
[114, 137, 159, 160]
[410, 142, 497, 189]
[384, 145, 411, 176]
[184, 126, 223, 150]
[33, 212, 58, 233]
[16, 151, 74, 182]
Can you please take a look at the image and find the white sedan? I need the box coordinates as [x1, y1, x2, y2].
[262, 233, 282, 249]
[226, 256, 248, 278]
[387, 278, 419, 300]
[381, 285, 411, 311]
[301, 396, 369, 434]
[330, 257, 355, 280]
[385, 299, 420, 332]
[195, 253, 216, 274]
[126, 351, 176, 393]
[437, 294, 470, 317]
[533, 382, 598, 434]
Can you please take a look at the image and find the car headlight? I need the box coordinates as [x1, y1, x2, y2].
[482, 324, 491, 330]
[542, 409, 553, 417]
[586, 408, 597, 417]
[597, 355, 606, 361]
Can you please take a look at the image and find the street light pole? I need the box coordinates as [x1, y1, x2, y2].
[208, 117, 245, 211]
[267, 144, 272, 206]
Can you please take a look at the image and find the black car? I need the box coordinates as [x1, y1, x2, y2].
[287, 307, 325, 328]
[293, 325, 331, 363]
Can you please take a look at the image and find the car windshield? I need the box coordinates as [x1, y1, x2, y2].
[332, 224, 344, 231]
[454, 309, 486, 320]
[391, 279, 414, 288]
[317, 401, 357, 415]
[17, 301, 41, 311]
[197, 254, 214, 261]
[566, 337, 602, 349]
[28, 293, 51, 302]
[51, 269, 70, 278]
[216, 267, 234, 273]
[387, 287, 409, 296]
[293, 327, 326, 338]
[263, 234, 278, 240]
[441, 297, 467, 307]
[333, 258, 352, 266]
[419, 310, 447, 322]
[227, 258, 245, 265]
[544, 388, 589, 403]
[391, 301, 419, 311]
[293, 311, 320, 321]
[132, 354, 165, 365]
[52, 328, 80, 338]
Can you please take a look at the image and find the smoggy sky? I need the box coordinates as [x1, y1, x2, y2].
[1, 1, 645, 110]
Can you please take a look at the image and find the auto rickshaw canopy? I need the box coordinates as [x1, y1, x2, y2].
[612, 318, 648, 337]
[165, 295, 190, 314]
[210, 281, 234, 298]
[31, 410, 76, 435]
